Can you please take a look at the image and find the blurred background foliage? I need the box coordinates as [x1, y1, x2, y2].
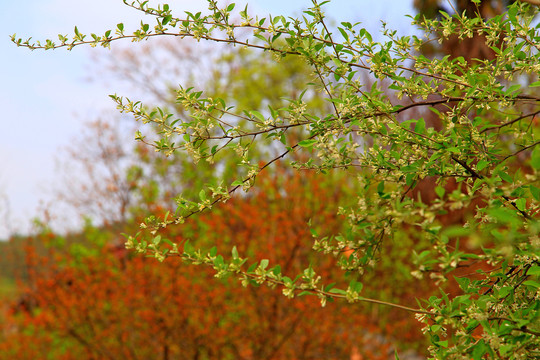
[1, 0, 537, 358]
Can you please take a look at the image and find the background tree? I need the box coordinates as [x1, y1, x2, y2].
[2, 32, 433, 359]
[1, 170, 423, 360]
[413, 0, 539, 60]
[22, 34, 432, 357]
[54, 38, 333, 227]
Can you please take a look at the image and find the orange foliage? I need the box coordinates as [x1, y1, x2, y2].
[1, 171, 428, 359]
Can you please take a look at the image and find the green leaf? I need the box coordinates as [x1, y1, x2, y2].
[338, 27, 349, 42]
[247, 263, 257, 273]
[528, 265, 540, 276]
[454, 276, 470, 291]
[443, 226, 470, 238]
[405, 173, 415, 186]
[530, 185, 540, 201]
[497, 286, 513, 298]
[213, 255, 224, 266]
[498, 171, 513, 184]
[531, 146, 540, 170]
[414, 118, 425, 134]
[499, 344, 513, 356]
[162, 15, 172, 25]
[508, 2, 518, 16]
[328, 288, 347, 295]
[523, 280, 540, 289]
[504, 84, 521, 95]
[348, 280, 363, 293]
[515, 198, 526, 211]
[279, 133, 286, 145]
[231, 246, 239, 259]
[231, 180, 244, 186]
[435, 185, 445, 199]
[435, 340, 448, 348]
[439, 10, 450, 19]
[487, 207, 519, 225]
[250, 110, 265, 123]
[472, 340, 487, 360]
[377, 181, 385, 195]
[360, 28, 372, 42]
[183, 240, 194, 254]
[199, 189, 207, 201]
[476, 160, 489, 171]
[298, 139, 317, 148]
[260, 259, 269, 269]
[227, 3, 235, 11]
[324, 283, 336, 292]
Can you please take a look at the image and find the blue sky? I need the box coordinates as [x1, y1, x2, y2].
[1, 0, 416, 239]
